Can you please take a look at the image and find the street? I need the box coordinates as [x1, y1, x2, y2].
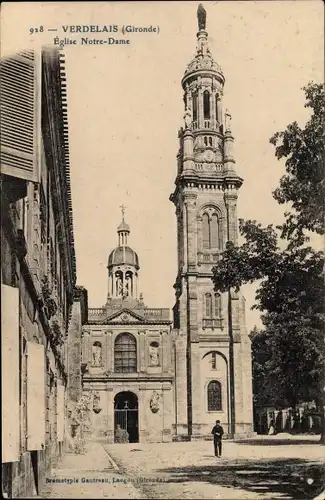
[41, 436, 325, 499]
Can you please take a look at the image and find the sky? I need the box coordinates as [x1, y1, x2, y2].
[2, 1, 324, 331]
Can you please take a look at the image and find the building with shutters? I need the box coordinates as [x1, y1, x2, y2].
[1, 47, 87, 498]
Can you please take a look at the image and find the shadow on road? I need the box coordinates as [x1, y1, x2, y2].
[156, 458, 325, 499]
[235, 438, 322, 446]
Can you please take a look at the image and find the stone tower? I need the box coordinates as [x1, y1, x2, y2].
[170, 4, 253, 440]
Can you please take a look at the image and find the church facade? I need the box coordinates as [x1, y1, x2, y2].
[82, 215, 175, 443]
[81, 5, 253, 443]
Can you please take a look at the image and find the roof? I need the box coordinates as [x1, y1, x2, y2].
[108, 245, 139, 269]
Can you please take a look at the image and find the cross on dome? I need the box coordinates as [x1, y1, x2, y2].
[120, 204, 126, 220]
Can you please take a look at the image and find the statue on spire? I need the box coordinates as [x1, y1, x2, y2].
[197, 4, 207, 31]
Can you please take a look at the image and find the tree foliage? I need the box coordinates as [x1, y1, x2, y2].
[212, 82, 325, 418]
[270, 82, 325, 246]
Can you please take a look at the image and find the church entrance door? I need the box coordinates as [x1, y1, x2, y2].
[114, 391, 139, 443]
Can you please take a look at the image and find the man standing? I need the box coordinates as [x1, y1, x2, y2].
[211, 420, 224, 457]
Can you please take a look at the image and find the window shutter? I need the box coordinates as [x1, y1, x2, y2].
[0, 50, 39, 182]
[57, 385, 65, 442]
[27, 342, 45, 450]
[1, 285, 20, 463]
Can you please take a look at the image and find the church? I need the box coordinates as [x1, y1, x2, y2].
[81, 5, 253, 443]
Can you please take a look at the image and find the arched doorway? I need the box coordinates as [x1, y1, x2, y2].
[114, 391, 139, 443]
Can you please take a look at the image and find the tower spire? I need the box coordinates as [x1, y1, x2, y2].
[117, 204, 130, 246]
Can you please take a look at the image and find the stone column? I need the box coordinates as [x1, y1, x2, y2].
[139, 386, 149, 442]
[197, 216, 203, 254]
[139, 331, 146, 372]
[225, 190, 238, 245]
[211, 90, 216, 128]
[190, 343, 202, 437]
[162, 383, 173, 442]
[198, 86, 204, 128]
[161, 331, 169, 373]
[106, 387, 114, 443]
[174, 334, 188, 439]
[184, 195, 197, 273]
[216, 95, 221, 124]
[106, 330, 113, 373]
[112, 271, 116, 298]
[182, 203, 188, 271]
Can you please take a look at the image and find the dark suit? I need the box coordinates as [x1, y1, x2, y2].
[211, 424, 224, 456]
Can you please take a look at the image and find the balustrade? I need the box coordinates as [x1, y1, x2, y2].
[195, 163, 223, 173]
[143, 308, 170, 319]
[197, 252, 219, 264]
[202, 318, 223, 329]
[88, 307, 105, 316]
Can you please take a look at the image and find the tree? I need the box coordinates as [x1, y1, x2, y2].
[212, 82, 325, 441]
[270, 82, 324, 246]
[214, 221, 324, 406]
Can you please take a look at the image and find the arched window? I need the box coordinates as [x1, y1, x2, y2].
[202, 214, 210, 249]
[125, 271, 133, 297]
[214, 293, 222, 317]
[193, 94, 198, 122]
[204, 136, 208, 146]
[210, 214, 219, 248]
[203, 90, 210, 119]
[209, 137, 212, 146]
[205, 293, 212, 317]
[202, 211, 220, 250]
[114, 333, 137, 373]
[207, 380, 222, 411]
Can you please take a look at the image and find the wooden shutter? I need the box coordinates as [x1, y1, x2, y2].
[1, 285, 20, 463]
[27, 342, 45, 450]
[0, 49, 39, 182]
[57, 385, 65, 442]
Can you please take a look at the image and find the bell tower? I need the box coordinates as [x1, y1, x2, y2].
[170, 4, 253, 440]
[107, 206, 140, 303]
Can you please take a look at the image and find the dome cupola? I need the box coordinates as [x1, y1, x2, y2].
[107, 206, 140, 300]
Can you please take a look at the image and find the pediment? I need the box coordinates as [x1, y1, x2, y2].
[106, 309, 145, 324]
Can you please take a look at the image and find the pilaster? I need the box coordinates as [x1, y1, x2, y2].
[161, 330, 169, 373]
[198, 84, 204, 128]
[190, 342, 201, 434]
[182, 203, 188, 270]
[184, 195, 197, 272]
[224, 190, 238, 245]
[139, 331, 146, 372]
[106, 330, 112, 373]
[174, 334, 188, 438]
